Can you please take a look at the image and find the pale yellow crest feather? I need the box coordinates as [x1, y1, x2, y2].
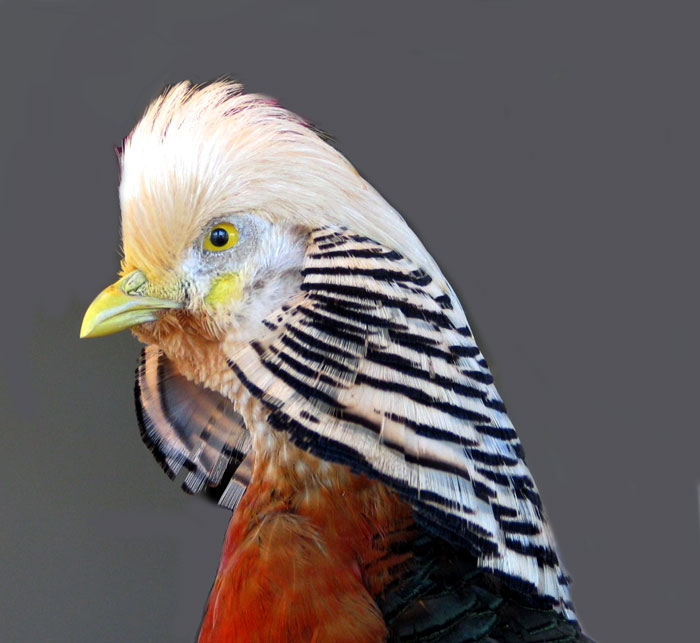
[119, 80, 446, 288]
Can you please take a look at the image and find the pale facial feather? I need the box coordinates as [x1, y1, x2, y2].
[132, 216, 307, 381]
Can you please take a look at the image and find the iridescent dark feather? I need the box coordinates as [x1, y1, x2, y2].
[380, 533, 592, 643]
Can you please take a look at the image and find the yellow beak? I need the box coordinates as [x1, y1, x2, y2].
[80, 270, 182, 338]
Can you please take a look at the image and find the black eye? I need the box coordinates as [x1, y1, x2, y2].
[209, 227, 229, 247]
[203, 222, 238, 251]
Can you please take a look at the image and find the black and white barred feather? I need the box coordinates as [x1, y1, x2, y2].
[224, 227, 576, 621]
[135, 346, 253, 509]
[134, 227, 575, 621]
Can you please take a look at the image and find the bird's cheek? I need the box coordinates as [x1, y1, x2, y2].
[204, 273, 244, 308]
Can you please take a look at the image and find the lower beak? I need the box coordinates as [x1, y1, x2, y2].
[80, 270, 182, 338]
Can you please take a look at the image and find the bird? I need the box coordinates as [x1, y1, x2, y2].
[81, 80, 592, 642]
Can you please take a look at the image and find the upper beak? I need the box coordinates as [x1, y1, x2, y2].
[80, 270, 182, 338]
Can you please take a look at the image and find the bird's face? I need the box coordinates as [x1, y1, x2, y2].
[81, 211, 307, 351]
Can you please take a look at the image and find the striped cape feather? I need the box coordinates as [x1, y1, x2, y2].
[136, 226, 575, 621]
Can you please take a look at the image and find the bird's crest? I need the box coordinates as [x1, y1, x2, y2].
[119, 80, 443, 287]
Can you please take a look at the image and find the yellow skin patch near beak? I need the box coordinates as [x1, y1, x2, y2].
[205, 273, 243, 307]
[80, 270, 182, 338]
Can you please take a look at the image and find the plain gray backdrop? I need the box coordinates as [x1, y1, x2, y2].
[1, 1, 697, 641]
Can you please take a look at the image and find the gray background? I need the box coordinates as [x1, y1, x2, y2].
[0, 1, 697, 641]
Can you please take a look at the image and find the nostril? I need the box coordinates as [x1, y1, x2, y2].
[121, 270, 149, 295]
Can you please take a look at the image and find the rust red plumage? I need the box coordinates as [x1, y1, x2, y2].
[199, 444, 414, 643]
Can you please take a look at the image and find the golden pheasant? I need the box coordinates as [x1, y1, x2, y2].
[81, 81, 591, 642]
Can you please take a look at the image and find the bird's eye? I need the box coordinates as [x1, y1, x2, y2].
[203, 222, 239, 252]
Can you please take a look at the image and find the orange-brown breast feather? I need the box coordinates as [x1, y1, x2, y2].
[198, 441, 415, 643]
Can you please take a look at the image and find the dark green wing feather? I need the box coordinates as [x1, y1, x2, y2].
[380, 532, 593, 643]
